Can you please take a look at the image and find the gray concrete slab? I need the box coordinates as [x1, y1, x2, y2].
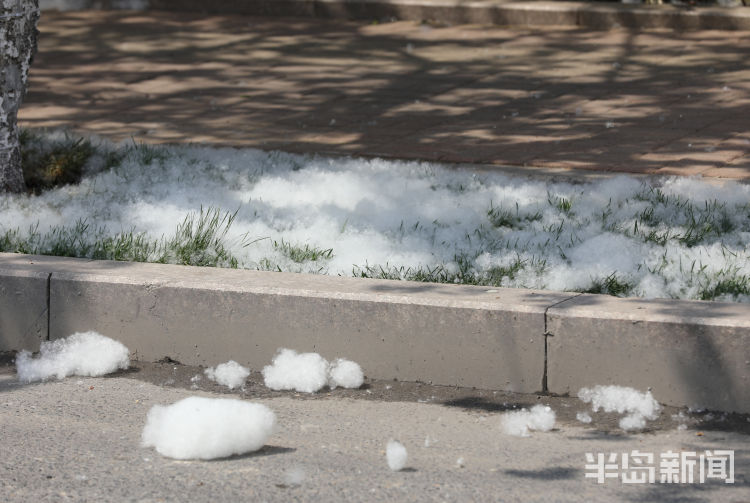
[1, 253, 565, 393]
[1, 371, 747, 502]
[547, 294, 750, 414]
[0, 267, 48, 352]
[4, 252, 750, 413]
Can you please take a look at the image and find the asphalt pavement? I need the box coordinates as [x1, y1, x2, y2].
[1, 363, 747, 502]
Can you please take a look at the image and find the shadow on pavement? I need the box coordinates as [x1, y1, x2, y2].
[20, 11, 750, 178]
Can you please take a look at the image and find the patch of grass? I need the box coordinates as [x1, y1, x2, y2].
[548, 193, 573, 214]
[353, 253, 545, 288]
[580, 272, 633, 297]
[0, 207, 241, 268]
[487, 202, 542, 229]
[20, 131, 97, 193]
[126, 139, 169, 165]
[273, 239, 333, 263]
[629, 188, 738, 248]
[160, 207, 240, 267]
[699, 275, 750, 301]
[487, 205, 516, 228]
[258, 258, 282, 272]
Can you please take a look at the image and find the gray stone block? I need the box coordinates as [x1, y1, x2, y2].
[0, 267, 49, 352]
[547, 294, 750, 414]
[44, 258, 562, 392]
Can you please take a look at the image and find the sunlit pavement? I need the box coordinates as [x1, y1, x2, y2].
[1, 370, 747, 502]
[19, 10, 750, 179]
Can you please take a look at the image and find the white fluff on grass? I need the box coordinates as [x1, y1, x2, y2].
[262, 349, 329, 393]
[141, 397, 276, 460]
[578, 385, 661, 431]
[328, 358, 364, 389]
[6, 133, 750, 304]
[500, 405, 556, 437]
[386, 440, 408, 471]
[15, 331, 129, 382]
[204, 360, 250, 389]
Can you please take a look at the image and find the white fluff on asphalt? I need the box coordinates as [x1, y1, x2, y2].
[284, 465, 306, 486]
[141, 397, 276, 460]
[328, 358, 364, 389]
[262, 349, 329, 393]
[576, 411, 593, 424]
[15, 331, 129, 382]
[500, 405, 556, 437]
[578, 385, 661, 431]
[386, 440, 408, 471]
[204, 360, 250, 389]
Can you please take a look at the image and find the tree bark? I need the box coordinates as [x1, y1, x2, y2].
[1, 0, 38, 193]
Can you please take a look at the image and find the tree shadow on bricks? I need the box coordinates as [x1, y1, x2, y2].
[19, 11, 750, 178]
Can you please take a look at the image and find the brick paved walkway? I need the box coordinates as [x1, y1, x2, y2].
[19, 10, 750, 178]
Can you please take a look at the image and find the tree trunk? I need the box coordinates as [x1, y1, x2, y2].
[1, 0, 39, 193]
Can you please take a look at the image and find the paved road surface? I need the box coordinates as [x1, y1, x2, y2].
[1, 366, 747, 501]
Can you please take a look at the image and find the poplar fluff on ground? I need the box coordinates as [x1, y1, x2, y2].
[262, 349, 364, 393]
[204, 360, 250, 389]
[141, 396, 276, 460]
[578, 385, 661, 431]
[386, 440, 408, 471]
[500, 404, 556, 437]
[328, 358, 364, 390]
[15, 331, 129, 382]
[262, 349, 330, 393]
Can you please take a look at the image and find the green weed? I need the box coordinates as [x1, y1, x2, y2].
[580, 272, 633, 297]
[20, 131, 97, 193]
[273, 240, 333, 263]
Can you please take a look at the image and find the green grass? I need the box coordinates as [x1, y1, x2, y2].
[17, 130, 174, 194]
[0, 207, 242, 268]
[126, 139, 169, 166]
[699, 274, 750, 300]
[273, 239, 334, 263]
[487, 202, 542, 229]
[579, 272, 633, 297]
[20, 130, 100, 193]
[629, 187, 737, 248]
[353, 253, 546, 288]
[548, 193, 573, 214]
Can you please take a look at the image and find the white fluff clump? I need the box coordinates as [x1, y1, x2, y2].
[283, 465, 306, 486]
[15, 331, 129, 383]
[386, 440, 408, 471]
[141, 397, 276, 460]
[578, 385, 661, 431]
[619, 414, 647, 431]
[262, 349, 329, 393]
[204, 360, 250, 389]
[500, 405, 556, 437]
[328, 358, 364, 389]
[576, 411, 593, 424]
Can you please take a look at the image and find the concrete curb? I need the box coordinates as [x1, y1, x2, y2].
[142, 0, 750, 31]
[1, 252, 749, 413]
